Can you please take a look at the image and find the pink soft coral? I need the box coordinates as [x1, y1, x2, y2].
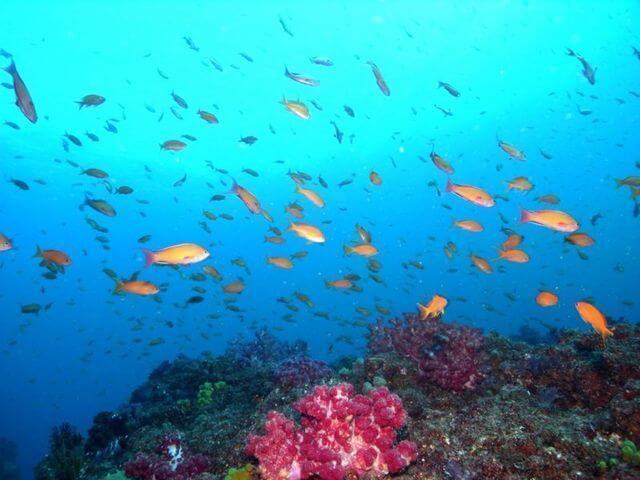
[246, 383, 417, 480]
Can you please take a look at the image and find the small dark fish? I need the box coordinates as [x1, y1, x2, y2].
[170, 107, 183, 120]
[633, 47, 640, 61]
[85, 132, 99, 142]
[338, 178, 353, 188]
[310, 100, 323, 111]
[182, 134, 197, 141]
[209, 58, 223, 72]
[183, 36, 199, 51]
[10, 178, 29, 190]
[116, 185, 133, 195]
[318, 176, 328, 188]
[590, 213, 602, 226]
[76, 94, 105, 108]
[81, 195, 116, 217]
[174, 174, 187, 187]
[186, 295, 204, 305]
[309, 56, 333, 66]
[279, 16, 293, 36]
[4, 60, 37, 123]
[82, 168, 108, 179]
[438, 81, 460, 97]
[157, 69, 169, 79]
[171, 91, 188, 109]
[104, 120, 117, 133]
[4, 120, 19, 129]
[1, 82, 12, 89]
[240, 135, 257, 145]
[284, 67, 318, 86]
[243, 168, 259, 177]
[566, 48, 596, 85]
[21, 304, 41, 315]
[344, 105, 355, 117]
[367, 61, 390, 96]
[239, 52, 253, 63]
[138, 234, 152, 244]
[539, 148, 553, 160]
[0, 48, 11, 58]
[330, 121, 343, 144]
[434, 104, 452, 116]
[64, 133, 82, 146]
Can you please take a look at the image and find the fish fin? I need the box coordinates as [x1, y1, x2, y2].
[142, 249, 155, 268]
[113, 282, 124, 295]
[437, 81, 444, 88]
[416, 303, 428, 320]
[33, 245, 42, 258]
[342, 245, 352, 256]
[566, 48, 576, 57]
[519, 208, 532, 224]
[445, 177, 454, 193]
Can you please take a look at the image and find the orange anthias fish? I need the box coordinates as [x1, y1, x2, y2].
[471, 253, 492, 274]
[501, 233, 524, 250]
[0, 233, 12, 251]
[281, 99, 310, 119]
[520, 208, 579, 233]
[288, 222, 325, 243]
[223, 279, 246, 294]
[295, 185, 325, 207]
[325, 278, 353, 289]
[430, 150, 454, 174]
[536, 291, 558, 307]
[446, 178, 495, 207]
[35, 246, 72, 266]
[266, 256, 293, 269]
[344, 244, 378, 257]
[143, 243, 209, 267]
[497, 137, 526, 161]
[507, 176, 534, 192]
[369, 171, 382, 186]
[454, 220, 483, 232]
[115, 280, 159, 296]
[497, 249, 530, 263]
[575, 301, 613, 345]
[4, 60, 37, 123]
[417, 294, 448, 319]
[565, 233, 595, 247]
[230, 179, 263, 215]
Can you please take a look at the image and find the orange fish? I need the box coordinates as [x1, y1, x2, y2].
[281, 99, 310, 119]
[325, 278, 353, 289]
[520, 208, 579, 233]
[231, 179, 263, 214]
[369, 171, 382, 186]
[536, 194, 560, 205]
[4, 60, 37, 123]
[344, 244, 378, 257]
[295, 185, 324, 208]
[143, 243, 209, 267]
[285, 202, 304, 219]
[507, 176, 534, 192]
[417, 294, 448, 319]
[266, 256, 293, 269]
[203, 265, 222, 281]
[536, 291, 558, 307]
[575, 301, 613, 344]
[446, 178, 495, 207]
[565, 233, 595, 247]
[470, 253, 492, 274]
[453, 220, 483, 232]
[497, 249, 529, 263]
[160, 139, 187, 151]
[35, 246, 71, 266]
[0, 233, 12, 251]
[288, 222, 325, 243]
[497, 138, 526, 160]
[501, 233, 524, 250]
[197, 110, 219, 124]
[115, 280, 159, 296]
[430, 150, 454, 174]
[223, 279, 246, 294]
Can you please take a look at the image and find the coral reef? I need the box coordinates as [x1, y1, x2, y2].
[368, 312, 486, 392]
[273, 355, 332, 389]
[33, 319, 640, 480]
[123, 435, 209, 480]
[246, 383, 417, 479]
[35, 423, 85, 480]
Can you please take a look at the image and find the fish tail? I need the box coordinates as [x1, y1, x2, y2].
[342, 245, 352, 256]
[614, 179, 624, 188]
[3, 59, 16, 74]
[33, 245, 42, 258]
[519, 208, 532, 224]
[75, 101, 85, 109]
[416, 303, 429, 320]
[437, 81, 444, 88]
[113, 282, 123, 295]
[445, 177, 454, 193]
[566, 48, 576, 57]
[142, 249, 156, 268]
[284, 66, 290, 76]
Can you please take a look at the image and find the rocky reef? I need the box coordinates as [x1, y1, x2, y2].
[34, 316, 640, 479]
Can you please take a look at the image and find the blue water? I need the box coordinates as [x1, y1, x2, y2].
[1, 1, 639, 478]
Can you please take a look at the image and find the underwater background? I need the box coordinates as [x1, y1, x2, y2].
[1, 1, 639, 479]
